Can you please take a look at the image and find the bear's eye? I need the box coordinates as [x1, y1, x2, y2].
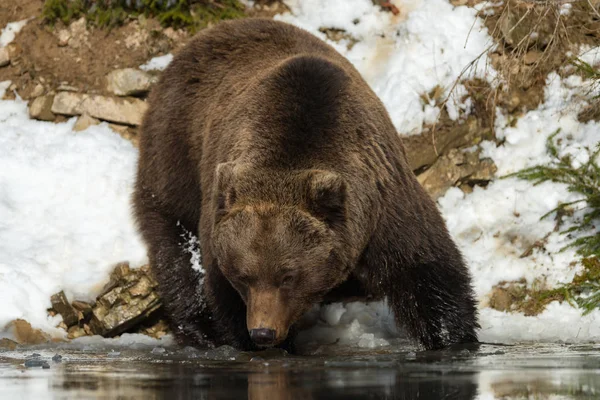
[281, 274, 295, 287]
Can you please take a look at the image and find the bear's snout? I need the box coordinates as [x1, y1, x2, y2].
[246, 288, 291, 346]
[249, 328, 277, 345]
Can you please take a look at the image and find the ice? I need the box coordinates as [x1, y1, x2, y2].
[201, 345, 241, 361]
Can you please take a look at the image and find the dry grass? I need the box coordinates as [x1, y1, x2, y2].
[481, 0, 599, 110]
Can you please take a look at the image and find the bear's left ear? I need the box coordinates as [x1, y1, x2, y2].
[305, 170, 347, 228]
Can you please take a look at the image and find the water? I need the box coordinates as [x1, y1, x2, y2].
[1, 341, 600, 399]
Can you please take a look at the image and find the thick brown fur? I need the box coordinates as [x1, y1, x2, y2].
[133, 18, 479, 352]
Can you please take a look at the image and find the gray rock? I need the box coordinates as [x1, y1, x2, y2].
[51, 92, 86, 115]
[29, 95, 56, 121]
[51, 92, 147, 126]
[106, 68, 157, 97]
[0, 48, 10, 67]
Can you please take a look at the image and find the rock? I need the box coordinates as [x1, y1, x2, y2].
[52, 92, 147, 126]
[106, 68, 157, 97]
[0, 338, 18, 350]
[403, 117, 484, 171]
[108, 123, 129, 135]
[470, 158, 497, 182]
[31, 83, 45, 98]
[72, 300, 93, 317]
[523, 50, 542, 65]
[73, 113, 100, 132]
[66, 18, 90, 49]
[88, 263, 162, 337]
[67, 325, 87, 340]
[50, 291, 80, 327]
[56, 29, 71, 47]
[488, 287, 512, 312]
[109, 124, 138, 146]
[29, 95, 55, 121]
[417, 148, 497, 199]
[139, 319, 169, 339]
[24, 358, 50, 369]
[0, 48, 10, 67]
[7, 319, 50, 345]
[51, 92, 84, 115]
[57, 84, 79, 92]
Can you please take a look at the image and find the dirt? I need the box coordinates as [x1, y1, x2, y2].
[0, 12, 189, 100]
[0, 0, 42, 28]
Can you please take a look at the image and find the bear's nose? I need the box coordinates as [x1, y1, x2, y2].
[249, 328, 276, 345]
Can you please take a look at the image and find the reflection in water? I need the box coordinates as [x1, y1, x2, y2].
[1, 343, 600, 399]
[45, 364, 478, 400]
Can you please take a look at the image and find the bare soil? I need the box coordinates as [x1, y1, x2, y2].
[0, 13, 190, 99]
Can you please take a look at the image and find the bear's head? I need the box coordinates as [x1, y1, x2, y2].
[211, 162, 348, 347]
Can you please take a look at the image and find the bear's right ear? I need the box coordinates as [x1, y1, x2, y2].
[214, 162, 237, 218]
[305, 170, 347, 228]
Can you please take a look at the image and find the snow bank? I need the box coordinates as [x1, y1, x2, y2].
[443, 73, 600, 298]
[0, 85, 147, 337]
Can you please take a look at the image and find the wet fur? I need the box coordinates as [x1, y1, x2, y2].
[133, 18, 479, 351]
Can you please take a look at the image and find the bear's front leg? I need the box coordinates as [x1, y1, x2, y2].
[133, 189, 214, 347]
[359, 210, 479, 350]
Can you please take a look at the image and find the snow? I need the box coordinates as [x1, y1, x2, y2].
[0, 0, 599, 348]
[479, 303, 600, 343]
[179, 223, 204, 274]
[0, 19, 28, 47]
[139, 54, 174, 71]
[580, 46, 600, 68]
[0, 85, 147, 337]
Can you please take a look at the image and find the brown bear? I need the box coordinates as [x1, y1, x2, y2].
[133, 18, 478, 352]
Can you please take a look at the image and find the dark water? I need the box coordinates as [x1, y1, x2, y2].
[1, 341, 600, 399]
